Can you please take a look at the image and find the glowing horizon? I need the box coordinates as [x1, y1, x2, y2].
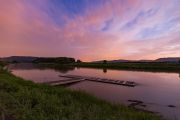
[0, 0, 180, 61]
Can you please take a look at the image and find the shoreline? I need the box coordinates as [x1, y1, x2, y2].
[72, 62, 180, 73]
[33, 62, 180, 73]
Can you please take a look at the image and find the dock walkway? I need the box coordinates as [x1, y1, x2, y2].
[59, 75, 137, 87]
[43, 78, 85, 86]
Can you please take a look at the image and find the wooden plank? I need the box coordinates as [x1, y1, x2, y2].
[42, 76, 85, 86]
[51, 79, 85, 86]
[43, 78, 80, 84]
[59, 75, 137, 87]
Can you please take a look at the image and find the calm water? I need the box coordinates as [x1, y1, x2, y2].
[9, 63, 180, 120]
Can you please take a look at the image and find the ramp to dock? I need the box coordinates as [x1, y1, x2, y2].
[59, 75, 137, 87]
[43, 78, 85, 86]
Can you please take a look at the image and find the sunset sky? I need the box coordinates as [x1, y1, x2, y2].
[0, 0, 180, 61]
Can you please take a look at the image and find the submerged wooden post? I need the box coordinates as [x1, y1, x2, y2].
[1, 110, 5, 120]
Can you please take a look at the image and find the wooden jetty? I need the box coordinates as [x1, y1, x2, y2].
[43, 78, 85, 86]
[59, 75, 137, 87]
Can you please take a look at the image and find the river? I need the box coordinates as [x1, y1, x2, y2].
[9, 63, 180, 120]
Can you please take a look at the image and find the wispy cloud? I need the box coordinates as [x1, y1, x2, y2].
[0, 0, 180, 61]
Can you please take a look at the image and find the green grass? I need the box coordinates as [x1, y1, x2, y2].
[71, 62, 180, 73]
[0, 61, 6, 69]
[0, 66, 162, 120]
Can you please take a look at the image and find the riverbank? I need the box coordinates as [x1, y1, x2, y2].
[72, 62, 180, 73]
[0, 65, 162, 120]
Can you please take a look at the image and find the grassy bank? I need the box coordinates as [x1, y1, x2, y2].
[72, 62, 180, 73]
[0, 61, 6, 69]
[0, 65, 162, 120]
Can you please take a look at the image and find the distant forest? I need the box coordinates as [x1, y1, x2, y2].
[33, 57, 76, 64]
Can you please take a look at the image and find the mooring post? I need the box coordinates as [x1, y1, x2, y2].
[1, 110, 5, 120]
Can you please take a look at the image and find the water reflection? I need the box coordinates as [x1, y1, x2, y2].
[9, 63, 180, 120]
[9, 63, 75, 73]
[103, 68, 107, 73]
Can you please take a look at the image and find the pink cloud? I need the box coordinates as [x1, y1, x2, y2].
[0, 0, 179, 61]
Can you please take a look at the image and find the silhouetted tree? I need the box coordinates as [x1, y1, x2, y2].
[33, 57, 75, 64]
[178, 59, 180, 64]
[77, 60, 82, 63]
[12, 60, 18, 64]
[103, 60, 107, 64]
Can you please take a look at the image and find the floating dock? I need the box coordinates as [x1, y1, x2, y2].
[59, 75, 137, 87]
[43, 78, 85, 86]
